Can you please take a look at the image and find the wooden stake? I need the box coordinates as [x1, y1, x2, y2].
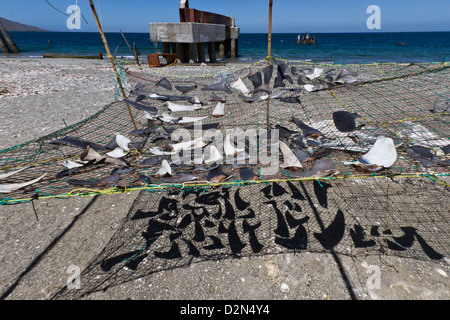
[89, 0, 137, 130]
[266, 0, 273, 130]
[120, 29, 140, 66]
[0, 33, 11, 53]
[0, 20, 19, 53]
[267, 0, 273, 65]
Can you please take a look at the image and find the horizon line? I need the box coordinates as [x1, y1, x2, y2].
[10, 30, 450, 34]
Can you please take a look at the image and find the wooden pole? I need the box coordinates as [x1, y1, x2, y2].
[0, 33, 11, 53]
[89, 0, 137, 130]
[0, 20, 19, 53]
[119, 29, 140, 66]
[267, 0, 273, 64]
[266, 0, 273, 130]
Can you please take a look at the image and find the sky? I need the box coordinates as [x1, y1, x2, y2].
[0, 0, 449, 33]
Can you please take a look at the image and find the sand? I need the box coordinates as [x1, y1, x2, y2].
[0, 57, 448, 301]
[0, 58, 116, 150]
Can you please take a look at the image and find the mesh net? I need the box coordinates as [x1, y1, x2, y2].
[1, 57, 449, 299]
[52, 177, 448, 299]
[1, 58, 448, 204]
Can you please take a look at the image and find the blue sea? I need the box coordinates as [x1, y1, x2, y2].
[1, 31, 449, 64]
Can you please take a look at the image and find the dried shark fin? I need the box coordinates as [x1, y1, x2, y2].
[167, 101, 203, 112]
[206, 165, 228, 183]
[248, 71, 262, 90]
[0, 173, 47, 193]
[237, 91, 266, 103]
[251, 83, 273, 95]
[262, 65, 274, 85]
[178, 116, 209, 124]
[305, 67, 323, 80]
[292, 117, 324, 138]
[280, 141, 303, 170]
[344, 136, 397, 171]
[280, 96, 301, 104]
[80, 146, 105, 163]
[201, 81, 232, 94]
[155, 159, 172, 177]
[123, 99, 158, 115]
[175, 84, 197, 94]
[224, 130, 245, 156]
[230, 78, 250, 96]
[0, 166, 29, 180]
[155, 77, 173, 91]
[274, 76, 285, 89]
[239, 167, 259, 181]
[106, 148, 128, 158]
[287, 158, 338, 178]
[49, 136, 106, 151]
[212, 102, 225, 117]
[332, 111, 362, 133]
[115, 134, 132, 151]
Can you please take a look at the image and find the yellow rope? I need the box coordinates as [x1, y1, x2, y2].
[1, 172, 448, 205]
[379, 112, 450, 125]
[329, 89, 450, 154]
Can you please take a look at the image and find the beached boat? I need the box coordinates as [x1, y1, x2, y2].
[43, 53, 104, 59]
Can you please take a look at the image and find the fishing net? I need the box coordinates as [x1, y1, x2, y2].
[1, 58, 448, 204]
[1, 57, 449, 299]
[52, 177, 448, 299]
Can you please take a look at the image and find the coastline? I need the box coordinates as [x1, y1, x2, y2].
[2, 31, 450, 64]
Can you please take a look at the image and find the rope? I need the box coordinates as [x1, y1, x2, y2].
[1, 171, 448, 205]
[1, 55, 449, 205]
[44, 0, 88, 24]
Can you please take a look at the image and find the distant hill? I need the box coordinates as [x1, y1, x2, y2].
[0, 17, 49, 32]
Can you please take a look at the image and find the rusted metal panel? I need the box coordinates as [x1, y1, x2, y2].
[179, 8, 233, 26]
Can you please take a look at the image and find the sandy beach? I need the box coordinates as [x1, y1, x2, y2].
[0, 57, 448, 301]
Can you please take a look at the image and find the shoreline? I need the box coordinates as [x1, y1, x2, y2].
[1, 54, 448, 66]
[2, 31, 449, 65]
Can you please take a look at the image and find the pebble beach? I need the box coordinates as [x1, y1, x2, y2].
[0, 58, 116, 150]
[0, 57, 252, 150]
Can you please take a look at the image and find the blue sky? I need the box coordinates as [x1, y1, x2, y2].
[1, 0, 449, 33]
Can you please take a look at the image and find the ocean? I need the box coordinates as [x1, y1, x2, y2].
[1, 31, 449, 64]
